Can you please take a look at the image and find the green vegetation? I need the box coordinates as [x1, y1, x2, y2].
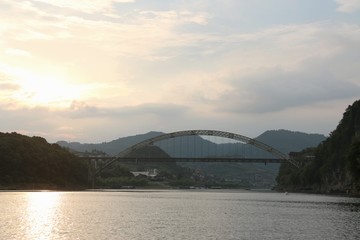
[0, 120, 331, 190]
[348, 136, 360, 181]
[58, 130, 325, 188]
[95, 163, 151, 188]
[0, 132, 88, 190]
[92, 145, 192, 189]
[277, 99, 360, 195]
[96, 176, 148, 189]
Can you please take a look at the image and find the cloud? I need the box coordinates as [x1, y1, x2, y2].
[0, 1, 211, 61]
[218, 68, 360, 113]
[162, 22, 360, 113]
[1, 0, 359, 142]
[32, 0, 134, 14]
[116, 103, 189, 116]
[54, 102, 190, 141]
[171, 22, 360, 114]
[5, 48, 32, 57]
[0, 73, 21, 100]
[68, 101, 101, 118]
[0, 82, 21, 92]
[335, 0, 360, 12]
[67, 101, 189, 119]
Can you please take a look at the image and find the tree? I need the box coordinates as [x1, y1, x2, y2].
[348, 136, 360, 181]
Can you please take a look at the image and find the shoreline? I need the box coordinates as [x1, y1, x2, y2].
[1, 187, 359, 198]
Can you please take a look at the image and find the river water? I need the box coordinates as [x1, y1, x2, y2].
[1, 190, 359, 240]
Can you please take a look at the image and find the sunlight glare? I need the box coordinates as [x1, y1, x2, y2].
[26, 192, 61, 240]
[9, 67, 85, 108]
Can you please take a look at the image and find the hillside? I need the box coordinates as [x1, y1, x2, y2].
[176, 130, 326, 187]
[255, 130, 326, 154]
[58, 131, 163, 155]
[58, 130, 325, 158]
[277, 99, 360, 195]
[58, 129, 326, 188]
[0, 132, 88, 190]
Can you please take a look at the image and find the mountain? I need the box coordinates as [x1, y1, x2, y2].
[276, 99, 360, 195]
[255, 130, 326, 154]
[58, 130, 325, 157]
[57, 131, 163, 156]
[57, 129, 326, 188]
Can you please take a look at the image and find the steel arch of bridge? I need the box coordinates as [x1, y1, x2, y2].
[95, 130, 299, 176]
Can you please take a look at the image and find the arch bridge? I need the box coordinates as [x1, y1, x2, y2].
[82, 130, 301, 186]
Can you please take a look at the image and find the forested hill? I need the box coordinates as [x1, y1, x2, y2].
[58, 130, 326, 157]
[277, 99, 360, 195]
[58, 129, 326, 188]
[0, 132, 88, 190]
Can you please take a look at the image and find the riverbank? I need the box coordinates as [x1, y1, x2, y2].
[275, 186, 360, 198]
[0, 183, 87, 191]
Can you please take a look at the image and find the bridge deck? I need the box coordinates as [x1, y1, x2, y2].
[80, 156, 285, 163]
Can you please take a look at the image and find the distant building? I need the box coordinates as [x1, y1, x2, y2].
[131, 169, 159, 178]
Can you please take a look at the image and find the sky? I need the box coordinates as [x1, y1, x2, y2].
[0, 0, 360, 143]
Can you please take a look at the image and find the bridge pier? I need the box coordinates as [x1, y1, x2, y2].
[91, 174, 95, 189]
[87, 159, 97, 189]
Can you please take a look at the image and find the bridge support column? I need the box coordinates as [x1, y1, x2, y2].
[87, 158, 97, 189]
[91, 174, 95, 189]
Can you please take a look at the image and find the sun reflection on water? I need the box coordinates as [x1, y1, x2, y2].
[26, 192, 61, 240]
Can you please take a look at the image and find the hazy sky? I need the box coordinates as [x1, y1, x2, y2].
[1, 0, 359, 143]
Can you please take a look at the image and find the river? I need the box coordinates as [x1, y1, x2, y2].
[0, 190, 359, 240]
